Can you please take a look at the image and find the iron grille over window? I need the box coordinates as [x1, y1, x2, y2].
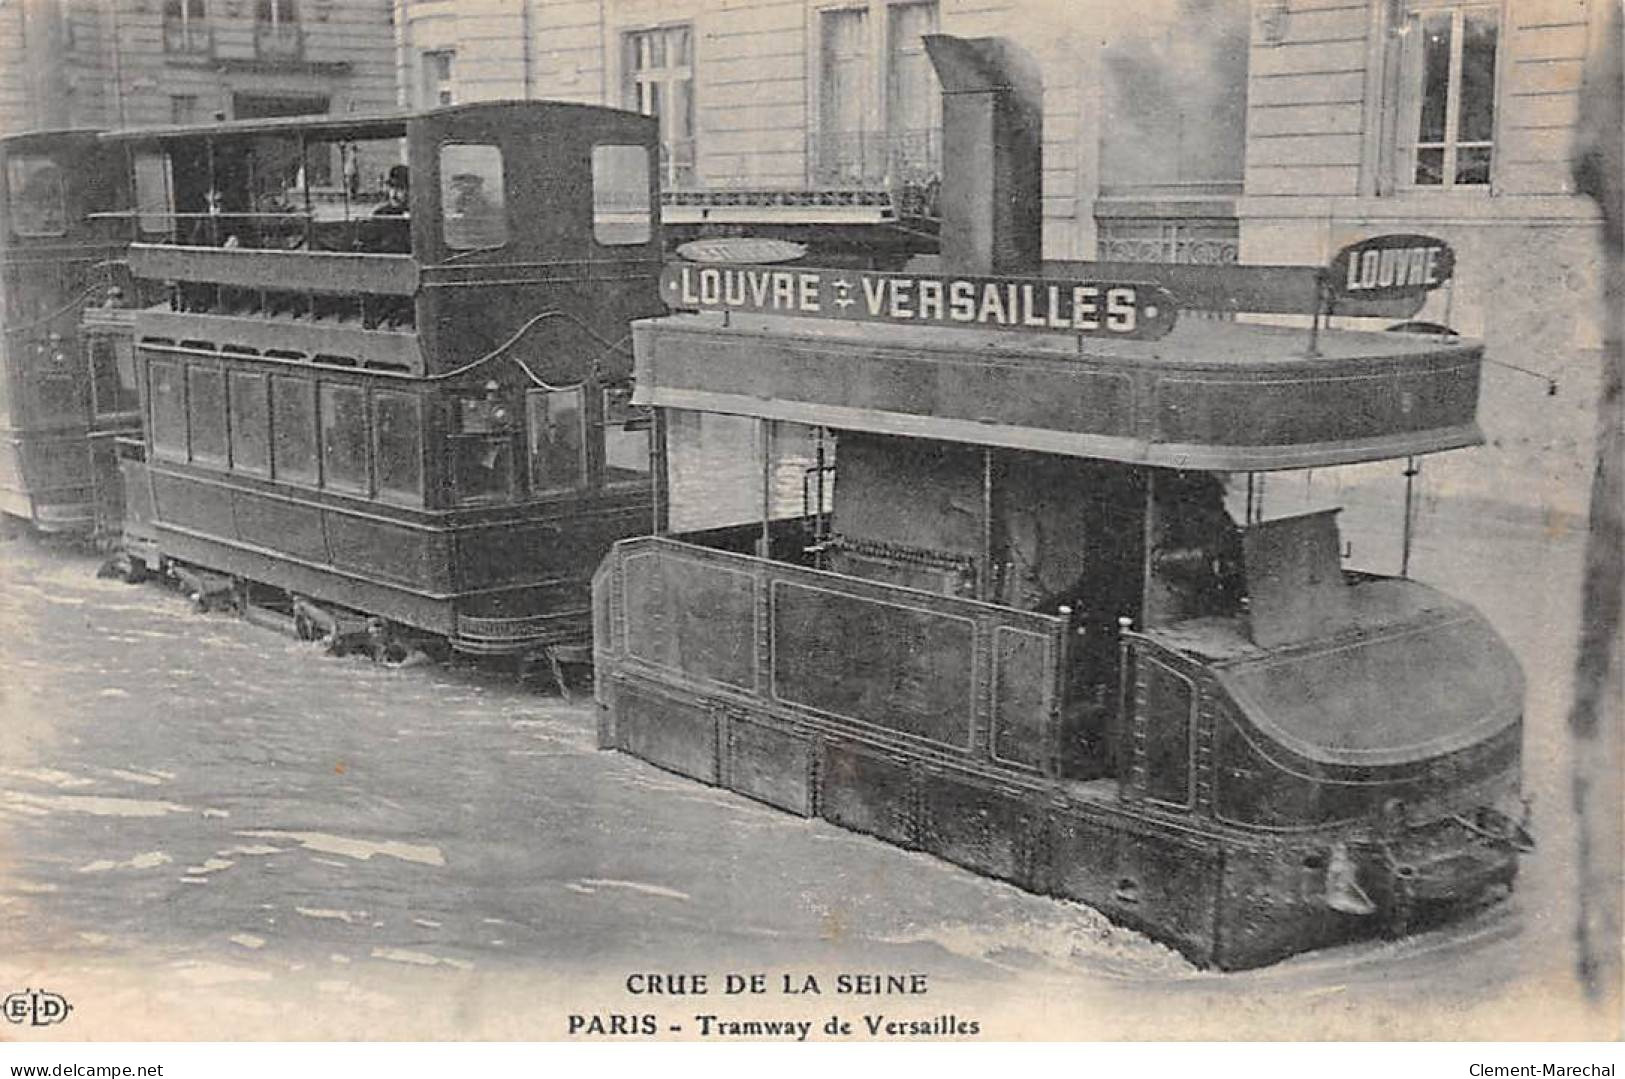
[624, 26, 694, 188]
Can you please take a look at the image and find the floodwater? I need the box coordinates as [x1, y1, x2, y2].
[0, 477, 1614, 1041]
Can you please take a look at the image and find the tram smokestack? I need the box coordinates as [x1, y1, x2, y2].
[923, 34, 1044, 276]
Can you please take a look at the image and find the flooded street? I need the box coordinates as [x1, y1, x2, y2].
[0, 481, 1614, 1041]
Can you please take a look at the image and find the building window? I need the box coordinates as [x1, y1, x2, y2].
[162, 0, 209, 55]
[439, 144, 507, 250]
[1396, 3, 1498, 188]
[170, 95, 198, 124]
[255, 0, 301, 59]
[624, 25, 694, 188]
[815, 8, 870, 184]
[885, 2, 940, 186]
[421, 50, 454, 108]
[812, 4, 941, 193]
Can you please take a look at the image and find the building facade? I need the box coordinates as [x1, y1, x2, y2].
[393, 0, 1217, 259]
[0, 0, 398, 136]
[1238, 0, 1609, 513]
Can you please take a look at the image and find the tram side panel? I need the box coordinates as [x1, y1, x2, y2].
[108, 101, 663, 654]
[592, 535, 1242, 963]
[0, 132, 131, 535]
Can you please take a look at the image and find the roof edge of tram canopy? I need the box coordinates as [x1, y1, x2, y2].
[630, 313, 1487, 473]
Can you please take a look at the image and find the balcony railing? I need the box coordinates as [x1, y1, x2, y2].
[808, 128, 940, 187]
[807, 128, 940, 218]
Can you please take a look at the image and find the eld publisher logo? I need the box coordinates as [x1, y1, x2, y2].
[3, 988, 73, 1026]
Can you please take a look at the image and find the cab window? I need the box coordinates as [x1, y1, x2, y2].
[592, 145, 652, 246]
[601, 384, 651, 487]
[6, 156, 66, 237]
[439, 144, 507, 251]
[89, 336, 140, 419]
[526, 387, 585, 495]
[450, 387, 514, 502]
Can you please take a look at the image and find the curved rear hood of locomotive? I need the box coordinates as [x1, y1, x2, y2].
[1203, 580, 1524, 827]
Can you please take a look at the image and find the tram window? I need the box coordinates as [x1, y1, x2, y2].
[228, 371, 270, 474]
[270, 375, 318, 484]
[601, 384, 651, 487]
[373, 390, 423, 504]
[526, 387, 585, 494]
[439, 144, 507, 250]
[133, 152, 176, 240]
[451, 436, 513, 503]
[319, 383, 369, 494]
[591, 145, 652, 246]
[187, 366, 228, 465]
[6, 156, 66, 237]
[150, 361, 188, 459]
[90, 336, 140, 418]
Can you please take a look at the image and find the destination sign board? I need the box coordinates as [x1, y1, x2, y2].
[660, 262, 1178, 340]
[1328, 234, 1455, 301]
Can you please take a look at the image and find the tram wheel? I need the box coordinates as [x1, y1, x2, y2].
[368, 628, 414, 666]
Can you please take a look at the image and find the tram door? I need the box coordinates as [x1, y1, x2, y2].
[992, 454, 1145, 777]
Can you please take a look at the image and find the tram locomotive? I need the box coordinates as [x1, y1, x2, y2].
[0, 130, 135, 537]
[591, 36, 1532, 969]
[100, 101, 664, 661]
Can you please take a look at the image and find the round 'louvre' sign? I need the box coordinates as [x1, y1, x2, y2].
[1328, 234, 1455, 300]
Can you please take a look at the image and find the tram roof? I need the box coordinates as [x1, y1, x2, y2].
[632, 313, 1487, 472]
[96, 99, 638, 145]
[0, 127, 103, 149]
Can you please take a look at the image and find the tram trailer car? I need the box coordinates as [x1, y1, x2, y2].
[591, 36, 1532, 970]
[106, 101, 665, 660]
[0, 130, 137, 538]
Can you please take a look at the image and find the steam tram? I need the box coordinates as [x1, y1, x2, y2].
[103, 101, 665, 660]
[591, 36, 1531, 969]
[0, 130, 135, 536]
